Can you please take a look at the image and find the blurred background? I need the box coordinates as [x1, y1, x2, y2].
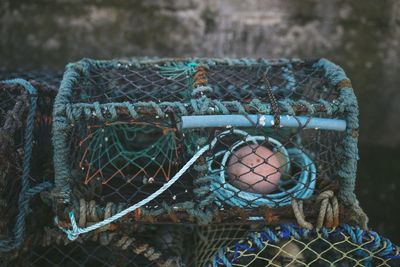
[1, 0, 399, 242]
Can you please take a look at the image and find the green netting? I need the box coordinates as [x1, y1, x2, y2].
[77, 122, 180, 202]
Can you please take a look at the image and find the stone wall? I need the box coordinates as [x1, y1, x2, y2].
[1, 0, 399, 146]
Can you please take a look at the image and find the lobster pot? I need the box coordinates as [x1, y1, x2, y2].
[0, 79, 55, 253]
[201, 224, 400, 267]
[52, 58, 359, 225]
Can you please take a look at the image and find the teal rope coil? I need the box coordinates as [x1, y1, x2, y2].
[207, 129, 316, 208]
[0, 79, 53, 252]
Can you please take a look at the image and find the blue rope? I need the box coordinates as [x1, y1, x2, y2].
[0, 79, 53, 252]
[208, 130, 316, 208]
[211, 224, 400, 266]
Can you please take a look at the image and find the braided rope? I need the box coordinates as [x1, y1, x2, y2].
[315, 190, 339, 228]
[291, 199, 313, 230]
[314, 59, 359, 205]
[291, 190, 340, 230]
[0, 79, 53, 252]
[263, 72, 281, 127]
[63, 98, 343, 123]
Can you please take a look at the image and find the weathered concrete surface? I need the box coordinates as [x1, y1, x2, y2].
[1, 0, 399, 241]
[1, 0, 399, 147]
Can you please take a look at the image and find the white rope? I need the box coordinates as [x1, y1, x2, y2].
[57, 144, 210, 240]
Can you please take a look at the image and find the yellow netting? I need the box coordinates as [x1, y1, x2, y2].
[194, 224, 399, 267]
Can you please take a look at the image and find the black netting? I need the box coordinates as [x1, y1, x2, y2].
[69, 60, 337, 104]
[13, 242, 158, 267]
[0, 77, 57, 254]
[0, 68, 61, 91]
[0, 83, 28, 240]
[0, 68, 61, 184]
[7, 224, 188, 267]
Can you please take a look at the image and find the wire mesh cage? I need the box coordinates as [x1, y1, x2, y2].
[50, 58, 367, 240]
[0, 78, 55, 253]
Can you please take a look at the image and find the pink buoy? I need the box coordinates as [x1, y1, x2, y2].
[227, 144, 282, 194]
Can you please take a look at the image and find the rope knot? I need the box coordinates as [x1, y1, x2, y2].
[316, 190, 339, 228]
[291, 190, 340, 230]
